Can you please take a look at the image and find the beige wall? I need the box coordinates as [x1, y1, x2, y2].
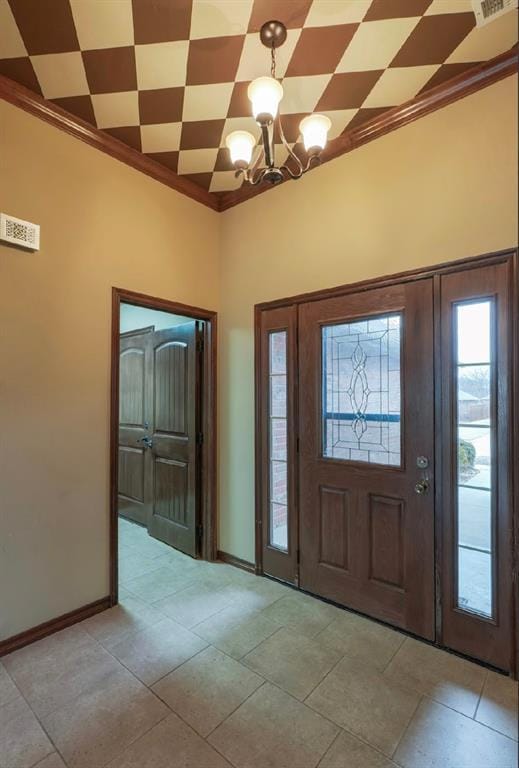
[0, 76, 517, 639]
[0, 101, 219, 639]
[218, 76, 518, 562]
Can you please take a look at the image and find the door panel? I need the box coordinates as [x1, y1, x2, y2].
[439, 262, 512, 670]
[299, 280, 435, 639]
[118, 332, 152, 525]
[148, 323, 198, 556]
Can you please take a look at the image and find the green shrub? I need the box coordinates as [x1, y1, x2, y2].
[459, 439, 476, 470]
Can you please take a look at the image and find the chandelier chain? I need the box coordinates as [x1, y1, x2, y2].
[270, 44, 276, 77]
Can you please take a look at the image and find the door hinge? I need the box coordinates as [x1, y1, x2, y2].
[196, 432, 204, 446]
[196, 336, 204, 352]
[196, 524, 203, 544]
[296, 436, 300, 453]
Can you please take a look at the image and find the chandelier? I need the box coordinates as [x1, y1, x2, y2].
[225, 20, 331, 186]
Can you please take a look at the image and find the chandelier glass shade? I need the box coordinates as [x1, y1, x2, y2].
[225, 20, 331, 187]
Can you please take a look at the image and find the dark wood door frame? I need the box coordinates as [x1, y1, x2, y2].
[254, 248, 518, 677]
[110, 287, 218, 606]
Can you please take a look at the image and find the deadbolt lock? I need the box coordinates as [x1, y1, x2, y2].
[416, 456, 429, 469]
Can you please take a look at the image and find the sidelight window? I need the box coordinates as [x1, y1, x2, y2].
[455, 300, 495, 618]
[268, 331, 288, 551]
[322, 315, 402, 466]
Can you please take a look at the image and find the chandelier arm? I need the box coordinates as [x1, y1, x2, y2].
[279, 163, 303, 180]
[249, 168, 268, 186]
[276, 114, 304, 175]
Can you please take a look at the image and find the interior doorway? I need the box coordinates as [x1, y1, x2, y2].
[110, 289, 217, 605]
[255, 250, 518, 675]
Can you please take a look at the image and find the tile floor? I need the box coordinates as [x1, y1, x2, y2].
[0, 517, 517, 768]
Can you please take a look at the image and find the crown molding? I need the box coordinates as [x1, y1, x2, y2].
[218, 47, 518, 211]
[0, 74, 219, 211]
[0, 47, 516, 214]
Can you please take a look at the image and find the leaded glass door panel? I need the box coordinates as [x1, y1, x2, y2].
[298, 280, 435, 639]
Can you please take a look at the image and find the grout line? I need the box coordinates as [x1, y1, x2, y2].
[473, 668, 488, 721]
[389, 694, 424, 760]
[381, 634, 407, 674]
[315, 729, 342, 768]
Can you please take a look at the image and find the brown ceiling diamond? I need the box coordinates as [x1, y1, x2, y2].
[227, 81, 251, 118]
[364, 0, 433, 22]
[285, 25, 359, 77]
[132, 0, 193, 45]
[0, 57, 42, 94]
[53, 95, 96, 125]
[180, 119, 226, 150]
[139, 87, 184, 125]
[146, 151, 179, 172]
[419, 61, 481, 92]
[391, 13, 476, 67]
[8, 0, 79, 55]
[345, 106, 388, 132]
[316, 71, 384, 111]
[181, 172, 213, 190]
[186, 36, 245, 86]
[104, 126, 142, 152]
[82, 47, 137, 94]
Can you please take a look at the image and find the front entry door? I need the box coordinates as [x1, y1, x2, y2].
[298, 280, 435, 639]
[118, 321, 200, 556]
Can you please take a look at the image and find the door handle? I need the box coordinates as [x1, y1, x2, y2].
[414, 479, 429, 495]
[137, 436, 153, 449]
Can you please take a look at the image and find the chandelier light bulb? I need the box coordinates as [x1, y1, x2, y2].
[225, 130, 256, 168]
[248, 77, 284, 124]
[299, 114, 332, 154]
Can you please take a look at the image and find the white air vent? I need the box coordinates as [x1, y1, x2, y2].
[0, 213, 40, 250]
[471, 0, 517, 26]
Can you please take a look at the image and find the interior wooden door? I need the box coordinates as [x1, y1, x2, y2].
[118, 328, 152, 526]
[298, 279, 436, 639]
[439, 262, 513, 670]
[147, 322, 199, 556]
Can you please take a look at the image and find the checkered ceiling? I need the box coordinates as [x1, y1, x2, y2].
[1, 0, 517, 197]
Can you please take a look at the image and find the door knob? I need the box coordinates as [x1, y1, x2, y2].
[137, 436, 153, 449]
[414, 479, 429, 495]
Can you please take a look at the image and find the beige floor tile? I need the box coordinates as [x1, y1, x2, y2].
[193, 604, 281, 659]
[220, 576, 292, 611]
[118, 552, 162, 582]
[384, 637, 486, 717]
[3, 625, 119, 718]
[106, 711, 231, 767]
[259, 593, 338, 638]
[306, 655, 420, 756]
[122, 565, 199, 602]
[317, 611, 404, 671]
[0, 662, 19, 708]
[34, 753, 68, 768]
[476, 671, 518, 740]
[243, 627, 341, 701]
[319, 730, 397, 768]
[208, 682, 339, 768]
[153, 581, 234, 628]
[42, 666, 168, 768]
[81, 593, 164, 649]
[394, 698, 518, 768]
[152, 646, 263, 737]
[109, 617, 208, 685]
[0, 697, 54, 768]
[121, 533, 171, 560]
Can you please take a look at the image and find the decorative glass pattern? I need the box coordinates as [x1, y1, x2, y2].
[269, 331, 288, 551]
[322, 315, 401, 465]
[455, 300, 494, 618]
